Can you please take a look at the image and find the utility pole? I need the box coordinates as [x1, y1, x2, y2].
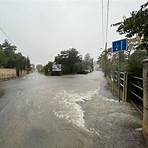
[104, 0, 110, 77]
[104, 42, 108, 77]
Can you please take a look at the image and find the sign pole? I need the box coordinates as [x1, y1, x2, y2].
[118, 52, 121, 102]
[112, 38, 128, 102]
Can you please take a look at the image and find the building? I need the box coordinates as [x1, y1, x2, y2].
[51, 63, 62, 76]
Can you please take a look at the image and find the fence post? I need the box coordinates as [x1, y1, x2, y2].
[143, 59, 148, 139]
[123, 72, 128, 102]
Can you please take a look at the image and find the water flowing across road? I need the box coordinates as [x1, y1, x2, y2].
[0, 71, 147, 148]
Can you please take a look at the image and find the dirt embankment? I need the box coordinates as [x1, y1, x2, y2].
[0, 69, 26, 81]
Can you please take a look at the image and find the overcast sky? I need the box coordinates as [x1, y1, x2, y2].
[0, 0, 147, 64]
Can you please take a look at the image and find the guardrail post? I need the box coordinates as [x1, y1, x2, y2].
[143, 59, 148, 139]
[123, 72, 128, 102]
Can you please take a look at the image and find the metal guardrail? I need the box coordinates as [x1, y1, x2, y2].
[114, 71, 125, 89]
[128, 75, 143, 101]
[113, 71, 143, 113]
[128, 74, 143, 113]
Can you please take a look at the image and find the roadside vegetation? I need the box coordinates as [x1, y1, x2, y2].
[0, 40, 31, 77]
[39, 48, 94, 75]
[98, 2, 148, 77]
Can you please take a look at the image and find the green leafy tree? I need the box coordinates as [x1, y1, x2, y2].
[44, 61, 53, 75]
[0, 40, 31, 76]
[127, 50, 147, 76]
[2, 40, 16, 55]
[0, 45, 5, 67]
[115, 2, 148, 54]
[15, 53, 27, 77]
[26, 56, 31, 74]
[84, 53, 94, 72]
[98, 48, 112, 77]
[1, 40, 17, 68]
[55, 48, 82, 74]
[110, 2, 148, 76]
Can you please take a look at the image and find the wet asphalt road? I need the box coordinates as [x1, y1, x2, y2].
[0, 71, 147, 148]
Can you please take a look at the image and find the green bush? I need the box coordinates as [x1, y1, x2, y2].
[127, 50, 147, 76]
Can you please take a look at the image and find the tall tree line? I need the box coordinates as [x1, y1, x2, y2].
[0, 40, 31, 77]
[43, 48, 94, 75]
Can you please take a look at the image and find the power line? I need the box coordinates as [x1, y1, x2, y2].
[101, 0, 104, 49]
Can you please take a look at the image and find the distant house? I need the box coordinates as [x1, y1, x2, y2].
[51, 63, 62, 76]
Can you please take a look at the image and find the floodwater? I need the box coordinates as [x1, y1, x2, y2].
[0, 71, 147, 148]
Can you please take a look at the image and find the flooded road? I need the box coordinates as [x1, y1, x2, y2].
[0, 71, 147, 148]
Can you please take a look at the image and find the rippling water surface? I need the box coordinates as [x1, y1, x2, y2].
[0, 71, 104, 148]
[0, 71, 146, 148]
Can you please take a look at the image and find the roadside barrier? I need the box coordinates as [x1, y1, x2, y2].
[113, 71, 143, 113]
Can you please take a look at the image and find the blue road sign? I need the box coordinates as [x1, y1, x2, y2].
[112, 39, 128, 53]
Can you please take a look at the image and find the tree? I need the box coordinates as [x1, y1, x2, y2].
[127, 50, 147, 76]
[0, 40, 32, 76]
[15, 53, 22, 77]
[115, 2, 148, 55]
[98, 48, 113, 77]
[15, 53, 27, 77]
[2, 40, 16, 55]
[0, 45, 5, 67]
[84, 53, 94, 72]
[0, 40, 17, 68]
[44, 61, 53, 75]
[26, 56, 31, 74]
[55, 48, 82, 74]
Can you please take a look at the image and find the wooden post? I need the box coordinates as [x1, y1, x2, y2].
[143, 59, 148, 140]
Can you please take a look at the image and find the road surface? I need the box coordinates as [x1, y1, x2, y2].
[0, 71, 147, 148]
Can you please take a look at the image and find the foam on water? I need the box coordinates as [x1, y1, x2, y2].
[53, 89, 98, 129]
[52, 87, 117, 138]
[103, 97, 119, 103]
